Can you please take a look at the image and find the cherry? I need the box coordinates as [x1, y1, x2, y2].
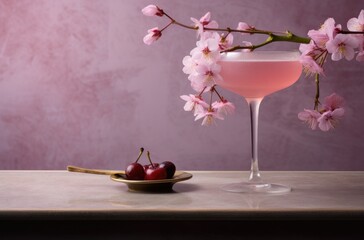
[125, 148, 176, 181]
[159, 161, 176, 179]
[144, 151, 167, 180]
[125, 148, 145, 180]
[143, 163, 159, 172]
[145, 167, 167, 180]
[125, 163, 145, 180]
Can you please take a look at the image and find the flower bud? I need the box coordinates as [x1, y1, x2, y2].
[142, 5, 164, 17]
[143, 27, 162, 45]
[237, 22, 255, 35]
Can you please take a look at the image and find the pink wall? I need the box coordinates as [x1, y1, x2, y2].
[0, 0, 363, 171]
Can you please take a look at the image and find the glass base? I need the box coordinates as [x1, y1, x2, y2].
[221, 181, 291, 194]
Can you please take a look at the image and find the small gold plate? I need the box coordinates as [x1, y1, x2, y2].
[110, 171, 193, 192]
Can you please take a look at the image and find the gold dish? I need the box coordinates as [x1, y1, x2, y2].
[110, 171, 193, 192]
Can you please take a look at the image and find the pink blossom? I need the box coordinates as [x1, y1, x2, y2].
[307, 29, 329, 48]
[299, 41, 316, 55]
[195, 109, 224, 126]
[191, 33, 220, 62]
[299, 55, 323, 75]
[191, 12, 218, 38]
[356, 37, 364, 62]
[237, 22, 254, 35]
[191, 62, 222, 88]
[180, 94, 209, 116]
[347, 9, 364, 62]
[347, 10, 364, 32]
[197, 12, 212, 25]
[357, 51, 364, 62]
[182, 55, 198, 75]
[212, 100, 235, 115]
[183, 33, 222, 92]
[188, 77, 210, 92]
[141, 5, 164, 17]
[307, 18, 341, 48]
[326, 34, 359, 61]
[299, 41, 324, 57]
[298, 109, 321, 130]
[219, 33, 234, 50]
[143, 27, 162, 45]
[322, 18, 342, 40]
[198, 30, 220, 42]
[357, 49, 364, 62]
[322, 93, 344, 111]
[317, 108, 345, 131]
[298, 94, 345, 131]
[299, 40, 328, 75]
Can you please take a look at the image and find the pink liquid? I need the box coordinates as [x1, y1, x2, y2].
[217, 51, 302, 99]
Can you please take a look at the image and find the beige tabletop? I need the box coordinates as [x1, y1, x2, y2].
[0, 170, 363, 221]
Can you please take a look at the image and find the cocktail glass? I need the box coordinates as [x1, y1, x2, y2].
[217, 51, 303, 193]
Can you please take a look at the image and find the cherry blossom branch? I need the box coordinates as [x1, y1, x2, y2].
[162, 10, 311, 52]
[339, 30, 364, 34]
[163, 12, 198, 30]
[221, 31, 311, 52]
[143, 5, 363, 130]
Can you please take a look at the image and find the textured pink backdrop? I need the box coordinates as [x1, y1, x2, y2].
[0, 0, 363, 171]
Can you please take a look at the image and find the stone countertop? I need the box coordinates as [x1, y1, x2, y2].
[0, 170, 363, 221]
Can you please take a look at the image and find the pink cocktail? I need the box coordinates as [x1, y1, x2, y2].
[217, 51, 302, 193]
[218, 52, 302, 98]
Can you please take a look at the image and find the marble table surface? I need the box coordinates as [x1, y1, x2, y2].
[0, 170, 364, 221]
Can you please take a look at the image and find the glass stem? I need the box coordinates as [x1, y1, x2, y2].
[246, 98, 263, 183]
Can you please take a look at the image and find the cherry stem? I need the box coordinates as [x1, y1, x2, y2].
[198, 86, 207, 97]
[209, 89, 213, 109]
[146, 151, 155, 168]
[212, 86, 225, 102]
[161, 21, 174, 32]
[135, 147, 144, 163]
[314, 74, 320, 111]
